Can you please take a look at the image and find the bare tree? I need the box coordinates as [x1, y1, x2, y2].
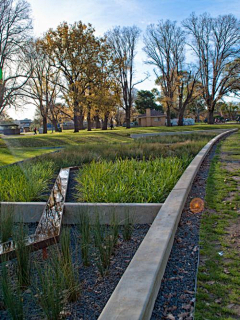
[183, 13, 240, 124]
[175, 68, 200, 125]
[106, 26, 142, 128]
[0, 0, 32, 115]
[143, 20, 186, 126]
[23, 40, 60, 133]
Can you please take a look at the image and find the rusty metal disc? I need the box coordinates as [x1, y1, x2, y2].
[190, 198, 204, 213]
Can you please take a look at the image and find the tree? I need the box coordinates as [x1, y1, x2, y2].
[144, 20, 185, 126]
[43, 21, 101, 132]
[187, 96, 206, 122]
[135, 90, 162, 114]
[23, 40, 60, 133]
[218, 101, 240, 120]
[106, 26, 142, 128]
[174, 69, 200, 126]
[0, 0, 32, 115]
[183, 13, 240, 124]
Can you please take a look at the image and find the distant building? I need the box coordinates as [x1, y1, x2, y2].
[15, 118, 32, 133]
[61, 121, 75, 130]
[138, 108, 166, 127]
[0, 122, 20, 135]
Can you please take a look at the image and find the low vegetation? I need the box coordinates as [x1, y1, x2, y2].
[0, 131, 219, 203]
[195, 131, 240, 319]
[75, 157, 189, 203]
[0, 212, 138, 319]
[0, 161, 54, 202]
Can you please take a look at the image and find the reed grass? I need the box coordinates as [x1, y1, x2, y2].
[75, 157, 190, 203]
[0, 161, 54, 202]
[0, 205, 14, 243]
[123, 212, 133, 241]
[1, 263, 24, 320]
[78, 212, 91, 266]
[13, 224, 31, 288]
[35, 261, 66, 320]
[93, 216, 115, 276]
[60, 229, 80, 302]
[110, 212, 119, 246]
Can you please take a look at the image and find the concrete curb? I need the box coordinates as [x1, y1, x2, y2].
[130, 128, 228, 139]
[98, 128, 238, 320]
[0, 203, 163, 225]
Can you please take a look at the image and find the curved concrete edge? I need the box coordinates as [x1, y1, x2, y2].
[0, 203, 162, 225]
[130, 128, 229, 139]
[98, 128, 238, 320]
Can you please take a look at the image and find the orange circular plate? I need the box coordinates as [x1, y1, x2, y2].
[190, 198, 204, 213]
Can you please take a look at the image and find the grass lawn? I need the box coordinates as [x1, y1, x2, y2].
[1, 124, 239, 149]
[0, 147, 59, 166]
[195, 131, 240, 320]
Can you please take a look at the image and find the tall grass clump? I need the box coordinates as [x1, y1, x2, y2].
[123, 212, 133, 241]
[0, 160, 54, 202]
[14, 224, 31, 288]
[35, 262, 66, 320]
[110, 212, 119, 246]
[93, 216, 116, 276]
[0, 205, 14, 243]
[78, 212, 91, 266]
[1, 263, 24, 320]
[60, 228, 80, 302]
[75, 157, 190, 203]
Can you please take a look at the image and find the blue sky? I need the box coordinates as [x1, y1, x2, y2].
[9, 0, 240, 119]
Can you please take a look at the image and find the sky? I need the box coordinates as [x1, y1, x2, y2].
[8, 0, 240, 120]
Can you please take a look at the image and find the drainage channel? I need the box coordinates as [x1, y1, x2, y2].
[0, 167, 70, 261]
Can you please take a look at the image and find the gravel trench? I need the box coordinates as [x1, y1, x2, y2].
[151, 140, 223, 320]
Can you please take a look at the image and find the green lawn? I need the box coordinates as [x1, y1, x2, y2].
[195, 131, 240, 320]
[0, 124, 239, 166]
[1, 124, 239, 148]
[0, 147, 59, 166]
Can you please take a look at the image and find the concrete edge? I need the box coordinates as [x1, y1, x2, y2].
[98, 128, 238, 320]
[0, 203, 163, 225]
[130, 128, 229, 139]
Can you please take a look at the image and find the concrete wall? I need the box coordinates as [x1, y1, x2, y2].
[0, 202, 163, 225]
[139, 116, 166, 127]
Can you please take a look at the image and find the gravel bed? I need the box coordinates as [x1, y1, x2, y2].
[0, 224, 150, 319]
[151, 141, 221, 320]
[65, 169, 79, 202]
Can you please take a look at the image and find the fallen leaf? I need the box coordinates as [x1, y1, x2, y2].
[166, 314, 175, 320]
[223, 268, 230, 274]
[182, 304, 191, 310]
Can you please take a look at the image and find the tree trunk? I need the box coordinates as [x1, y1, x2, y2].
[52, 118, 58, 132]
[208, 108, 214, 124]
[73, 111, 79, 133]
[125, 107, 131, 129]
[166, 105, 171, 127]
[178, 108, 185, 126]
[87, 110, 91, 131]
[102, 113, 109, 130]
[94, 114, 101, 129]
[42, 115, 47, 134]
[79, 112, 84, 130]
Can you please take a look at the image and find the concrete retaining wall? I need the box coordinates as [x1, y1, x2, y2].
[98, 129, 238, 320]
[0, 203, 162, 225]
